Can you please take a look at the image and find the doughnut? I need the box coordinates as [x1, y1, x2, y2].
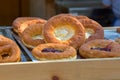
[21, 23, 45, 49]
[77, 19, 104, 42]
[79, 39, 120, 58]
[12, 17, 40, 34]
[116, 27, 120, 33]
[12, 17, 47, 36]
[0, 35, 21, 62]
[42, 14, 85, 49]
[32, 43, 77, 60]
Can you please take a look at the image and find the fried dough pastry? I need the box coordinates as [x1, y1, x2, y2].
[43, 14, 85, 49]
[0, 35, 21, 62]
[32, 43, 77, 60]
[12, 17, 47, 36]
[79, 39, 120, 58]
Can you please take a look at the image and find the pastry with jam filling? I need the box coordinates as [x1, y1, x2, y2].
[79, 39, 120, 58]
[32, 43, 77, 60]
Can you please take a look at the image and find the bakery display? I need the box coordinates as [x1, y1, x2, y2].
[79, 39, 120, 58]
[32, 43, 77, 60]
[0, 35, 21, 62]
[10, 14, 120, 61]
[42, 14, 85, 49]
[21, 23, 45, 49]
[12, 17, 47, 36]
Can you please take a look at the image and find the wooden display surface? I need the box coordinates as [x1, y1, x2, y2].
[1, 27, 120, 80]
[1, 59, 120, 80]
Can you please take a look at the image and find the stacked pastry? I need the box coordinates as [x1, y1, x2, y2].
[12, 14, 120, 60]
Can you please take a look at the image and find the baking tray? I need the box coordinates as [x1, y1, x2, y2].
[0, 26, 27, 62]
[12, 32, 38, 62]
[11, 27, 120, 61]
[12, 31, 83, 61]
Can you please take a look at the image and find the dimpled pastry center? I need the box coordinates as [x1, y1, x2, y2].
[85, 28, 94, 39]
[54, 26, 75, 41]
[32, 35, 43, 40]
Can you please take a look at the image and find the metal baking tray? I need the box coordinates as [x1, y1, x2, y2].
[12, 32, 38, 62]
[11, 27, 120, 61]
[0, 26, 27, 62]
[12, 31, 83, 61]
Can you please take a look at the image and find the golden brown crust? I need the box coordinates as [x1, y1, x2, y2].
[43, 14, 85, 49]
[79, 39, 120, 58]
[78, 19, 104, 42]
[21, 23, 45, 49]
[12, 17, 47, 36]
[32, 43, 77, 60]
[0, 35, 21, 62]
[12, 17, 40, 33]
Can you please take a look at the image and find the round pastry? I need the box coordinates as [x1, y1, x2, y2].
[116, 27, 120, 33]
[77, 19, 104, 42]
[42, 14, 85, 49]
[21, 23, 45, 49]
[79, 39, 120, 58]
[12, 17, 47, 36]
[32, 43, 77, 60]
[0, 35, 21, 62]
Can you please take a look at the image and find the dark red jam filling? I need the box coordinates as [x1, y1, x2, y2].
[91, 42, 113, 52]
[1, 54, 9, 59]
[91, 47, 111, 52]
[41, 48, 63, 53]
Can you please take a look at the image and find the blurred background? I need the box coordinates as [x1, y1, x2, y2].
[0, 0, 114, 26]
